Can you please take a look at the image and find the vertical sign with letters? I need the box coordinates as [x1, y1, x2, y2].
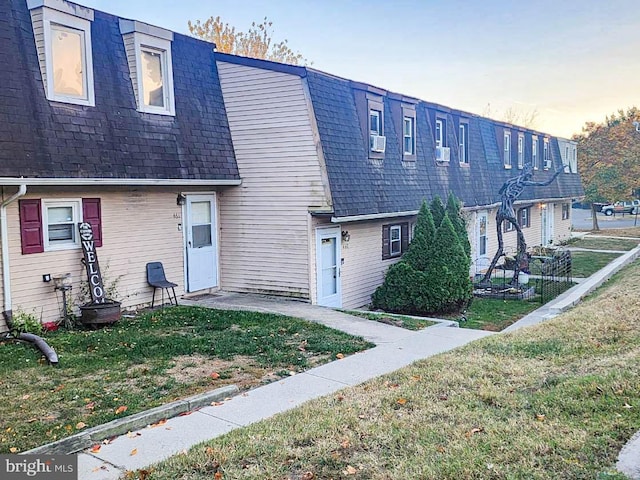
[78, 222, 106, 304]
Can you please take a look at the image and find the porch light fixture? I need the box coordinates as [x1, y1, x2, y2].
[176, 193, 186, 206]
[341, 230, 351, 242]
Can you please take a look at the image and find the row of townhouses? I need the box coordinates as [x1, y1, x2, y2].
[0, 0, 583, 330]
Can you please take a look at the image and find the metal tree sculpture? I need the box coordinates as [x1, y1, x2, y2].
[478, 164, 566, 287]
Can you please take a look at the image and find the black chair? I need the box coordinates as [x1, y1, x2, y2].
[146, 262, 178, 308]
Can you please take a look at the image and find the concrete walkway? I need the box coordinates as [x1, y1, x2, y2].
[69, 244, 640, 479]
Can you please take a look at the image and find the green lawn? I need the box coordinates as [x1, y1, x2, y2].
[571, 251, 622, 277]
[0, 306, 373, 453]
[145, 261, 640, 480]
[565, 237, 639, 251]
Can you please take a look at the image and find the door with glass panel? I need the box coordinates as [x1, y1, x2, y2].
[316, 227, 341, 307]
[185, 195, 218, 292]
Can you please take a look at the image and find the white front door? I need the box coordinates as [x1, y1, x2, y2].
[185, 194, 218, 292]
[541, 204, 554, 245]
[316, 227, 341, 307]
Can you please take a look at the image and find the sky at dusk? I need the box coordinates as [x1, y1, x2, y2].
[80, 0, 640, 138]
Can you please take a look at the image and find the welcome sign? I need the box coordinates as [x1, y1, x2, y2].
[78, 222, 106, 304]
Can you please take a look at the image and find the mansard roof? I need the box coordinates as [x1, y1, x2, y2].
[0, 0, 238, 183]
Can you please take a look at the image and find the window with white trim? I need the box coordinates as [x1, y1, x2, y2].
[543, 138, 550, 169]
[403, 116, 415, 156]
[390, 225, 402, 256]
[435, 118, 445, 147]
[532, 137, 539, 170]
[518, 207, 531, 228]
[504, 131, 512, 168]
[120, 21, 175, 116]
[28, 2, 95, 106]
[459, 122, 469, 165]
[43, 200, 81, 251]
[517, 133, 524, 169]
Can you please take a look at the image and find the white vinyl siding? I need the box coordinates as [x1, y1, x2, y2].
[217, 61, 330, 300]
[7, 189, 187, 325]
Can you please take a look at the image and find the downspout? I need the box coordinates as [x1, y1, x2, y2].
[1, 184, 27, 321]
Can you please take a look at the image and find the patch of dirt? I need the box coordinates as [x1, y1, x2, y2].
[166, 354, 283, 391]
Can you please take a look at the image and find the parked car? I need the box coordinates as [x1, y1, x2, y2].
[600, 200, 640, 216]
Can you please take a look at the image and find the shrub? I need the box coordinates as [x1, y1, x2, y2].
[446, 192, 471, 257]
[10, 309, 43, 335]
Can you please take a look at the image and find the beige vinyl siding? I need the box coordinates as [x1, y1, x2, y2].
[554, 203, 572, 243]
[121, 32, 140, 108]
[6, 188, 185, 325]
[30, 9, 47, 93]
[217, 61, 330, 299]
[0, 251, 5, 332]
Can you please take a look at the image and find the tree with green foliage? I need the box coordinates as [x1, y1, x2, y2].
[574, 107, 640, 230]
[430, 196, 446, 227]
[372, 197, 472, 315]
[446, 192, 471, 257]
[188, 16, 309, 65]
[425, 214, 473, 312]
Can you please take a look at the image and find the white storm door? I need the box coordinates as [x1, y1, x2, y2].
[476, 211, 488, 260]
[541, 204, 554, 245]
[316, 227, 341, 307]
[185, 195, 218, 292]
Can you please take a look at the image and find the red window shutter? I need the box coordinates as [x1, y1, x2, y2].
[82, 198, 102, 247]
[19, 199, 44, 254]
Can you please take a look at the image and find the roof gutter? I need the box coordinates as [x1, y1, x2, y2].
[0, 178, 242, 186]
[1, 184, 27, 321]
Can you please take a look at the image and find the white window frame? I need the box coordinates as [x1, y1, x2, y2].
[435, 119, 444, 147]
[543, 138, 550, 169]
[134, 33, 175, 116]
[459, 123, 468, 165]
[390, 225, 402, 256]
[504, 131, 512, 168]
[41, 8, 95, 106]
[370, 109, 383, 137]
[42, 199, 82, 251]
[532, 137, 538, 170]
[517, 134, 524, 169]
[403, 116, 415, 156]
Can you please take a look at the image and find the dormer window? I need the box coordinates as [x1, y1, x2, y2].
[504, 130, 512, 168]
[532, 137, 539, 170]
[543, 138, 550, 169]
[402, 105, 416, 161]
[120, 20, 176, 116]
[27, 0, 95, 106]
[517, 133, 524, 169]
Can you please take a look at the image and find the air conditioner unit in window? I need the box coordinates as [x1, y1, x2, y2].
[436, 146, 451, 162]
[370, 135, 386, 153]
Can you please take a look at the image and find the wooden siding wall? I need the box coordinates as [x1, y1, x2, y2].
[122, 33, 140, 109]
[29, 9, 47, 96]
[5, 188, 185, 325]
[217, 61, 330, 299]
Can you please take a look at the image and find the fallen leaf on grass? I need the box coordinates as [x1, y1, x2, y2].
[9, 447, 18, 453]
[210, 372, 220, 380]
[343, 465, 357, 475]
[301, 472, 314, 480]
[53, 384, 65, 392]
[90, 445, 101, 453]
[396, 398, 408, 405]
[214, 472, 223, 479]
[465, 427, 484, 438]
[115, 405, 128, 415]
[623, 403, 633, 409]
[22, 394, 31, 400]
[340, 438, 350, 449]
[336, 353, 345, 359]
[85, 402, 96, 411]
[27, 418, 38, 423]
[76, 422, 87, 430]
[436, 446, 446, 453]
[536, 414, 546, 422]
[130, 448, 138, 456]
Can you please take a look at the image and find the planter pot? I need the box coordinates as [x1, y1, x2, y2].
[79, 301, 121, 329]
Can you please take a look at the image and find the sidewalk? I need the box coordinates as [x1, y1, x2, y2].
[77, 318, 491, 479]
[70, 244, 640, 479]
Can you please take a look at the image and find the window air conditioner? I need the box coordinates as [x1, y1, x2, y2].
[370, 135, 386, 153]
[436, 146, 451, 162]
